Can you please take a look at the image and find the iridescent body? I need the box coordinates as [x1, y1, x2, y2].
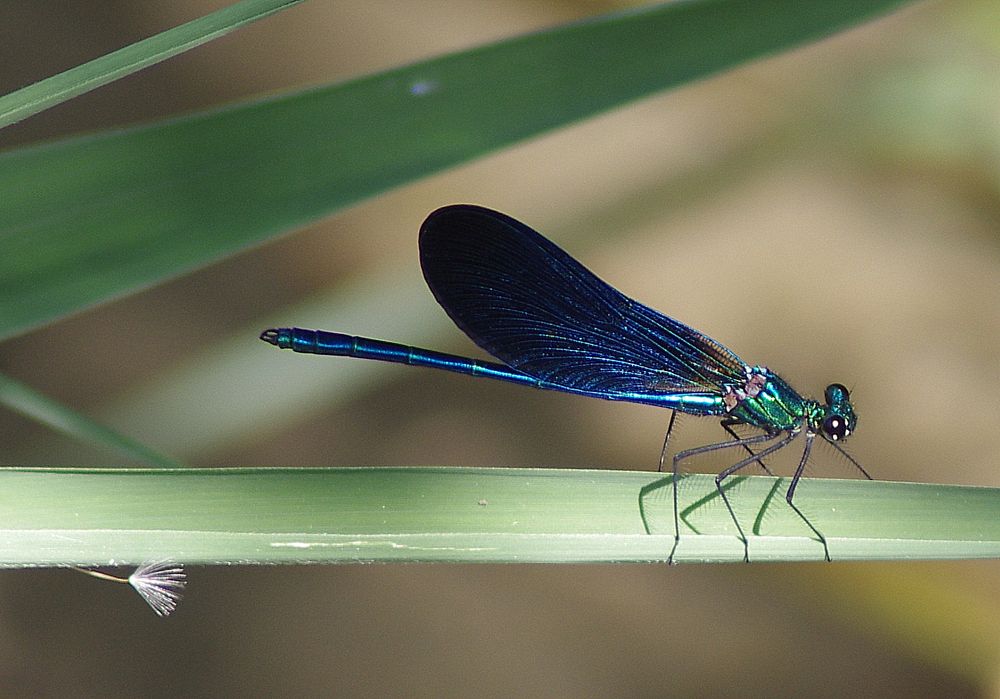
[262, 205, 871, 562]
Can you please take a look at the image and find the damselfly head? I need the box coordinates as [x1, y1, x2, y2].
[819, 383, 856, 442]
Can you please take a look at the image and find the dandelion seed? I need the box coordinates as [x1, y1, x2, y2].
[128, 561, 186, 617]
[74, 561, 186, 617]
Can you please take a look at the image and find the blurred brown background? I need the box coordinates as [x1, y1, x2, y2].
[1, 1, 998, 696]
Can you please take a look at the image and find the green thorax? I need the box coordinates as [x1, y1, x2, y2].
[728, 369, 822, 432]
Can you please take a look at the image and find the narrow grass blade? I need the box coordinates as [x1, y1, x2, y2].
[0, 0, 304, 130]
[0, 373, 182, 467]
[0, 0, 913, 340]
[0, 467, 994, 566]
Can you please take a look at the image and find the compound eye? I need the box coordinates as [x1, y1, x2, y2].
[825, 383, 850, 404]
[822, 414, 849, 441]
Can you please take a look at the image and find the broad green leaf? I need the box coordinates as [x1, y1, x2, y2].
[0, 0, 912, 341]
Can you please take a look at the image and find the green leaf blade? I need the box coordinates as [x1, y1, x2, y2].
[0, 373, 182, 468]
[0, 0, 305, 130]
[0, 0, 913, 340]
[0, 467, 994, 566]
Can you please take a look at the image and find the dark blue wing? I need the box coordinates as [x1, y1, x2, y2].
[418, 205, 748, 399]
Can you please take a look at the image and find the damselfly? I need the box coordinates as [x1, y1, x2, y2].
[261, 205, 872, 562]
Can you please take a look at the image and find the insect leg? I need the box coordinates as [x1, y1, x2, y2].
[657, 410, 677, 474]
[829, 441, 874, 481]
[669, 430, 780, 564]
[713, 430, 799, 562]
[720, 417, 774, 476]
[784, 431, 833, 561]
